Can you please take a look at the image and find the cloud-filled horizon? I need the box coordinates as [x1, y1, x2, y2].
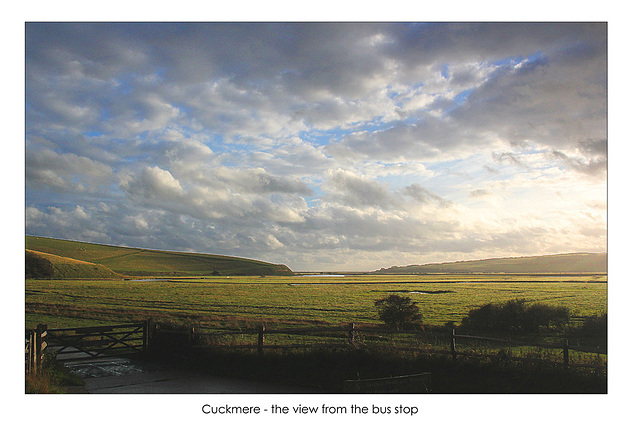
[25, 22, 607, 271]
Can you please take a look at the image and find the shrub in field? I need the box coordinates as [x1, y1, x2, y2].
[374, 294, 423, 329]
[460, 299, 570, 335]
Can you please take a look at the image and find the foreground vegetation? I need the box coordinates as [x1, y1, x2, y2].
[157, 346, 606, 393]
[25, 354, 84, 394]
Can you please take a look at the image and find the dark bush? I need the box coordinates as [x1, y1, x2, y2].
[568, 313, 607, 350]
[374, 294, 423, 329]
[525, 302, 571, 332]
[461, 299, 570, 335]
[577, 313, 607, 337]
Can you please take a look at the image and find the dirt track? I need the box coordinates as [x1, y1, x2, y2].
[63, 357, 319, 394]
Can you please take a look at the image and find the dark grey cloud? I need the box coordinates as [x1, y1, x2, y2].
[550, 148, 607, 176]
[402, 183, 451, 207]
[326, 169, 398, 209]
[215, 167, 313, 195]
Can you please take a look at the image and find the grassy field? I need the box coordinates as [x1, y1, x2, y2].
[25, 273, 607, 331]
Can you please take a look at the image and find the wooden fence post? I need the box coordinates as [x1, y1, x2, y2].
[35, 324, 48, 373]
[142, 319, 149, 354]
[258, 325, 265, 355]
[563, 339, 569, 367]
[188, 327, 195, 358]
[348, 323, 355, 346]
[450, 328, 457, 360]
[26, 330, 35, 374]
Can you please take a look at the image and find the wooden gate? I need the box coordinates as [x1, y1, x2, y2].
[43, 322, 148, 362]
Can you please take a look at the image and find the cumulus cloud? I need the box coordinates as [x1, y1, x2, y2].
[121, 166, 185, 200]
[25, 22, 608, 270]
[26, 148, 114, 193]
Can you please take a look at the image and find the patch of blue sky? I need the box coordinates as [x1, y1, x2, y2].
[202, 133, 225, 147]
[441, 64, 450, 79]
[378, 172, 429, 191]
[387, 88, 401, 99]
[215, 142, 266, 167]
[421, 157, 477, 181]
[489, 51, 547, 69]
[302, 186, 324, 209]
[453, 88, 474, 105]
[118, 152, 157, 166]
[398, 116, 422, 126]
[154, 67, 167, 80]
[299, 128, 348, 146]
[113, 72, 138, 95]
[175, 102, 194, 116]
[441, 88, 476, 116]
[350, 119, 399, 134]
[83, 130, 104, 137]
[135, 130, 151, 141]
[366, 159, 433, 181]
[300, 118, 403, 149]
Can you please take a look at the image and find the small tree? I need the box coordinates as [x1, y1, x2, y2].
[374, 294, 423, 329]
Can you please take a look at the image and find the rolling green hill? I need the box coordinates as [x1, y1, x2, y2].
[375, 253, 607, 274]
[26, 250, 122, 279]
[25, 236, 294, 277]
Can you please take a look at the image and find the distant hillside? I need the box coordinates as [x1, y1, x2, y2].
[375, 253, 607, 274]
[25, 236, 294, 277]
[26, 250, 122, 279]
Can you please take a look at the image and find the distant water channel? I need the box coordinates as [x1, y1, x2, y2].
[129, 274, 347, 281]
[299, 274, 346, 277]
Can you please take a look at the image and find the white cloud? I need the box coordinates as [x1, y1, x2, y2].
[122, 166, 184, 198]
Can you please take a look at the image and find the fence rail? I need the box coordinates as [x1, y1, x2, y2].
[190, 323, 606, 369]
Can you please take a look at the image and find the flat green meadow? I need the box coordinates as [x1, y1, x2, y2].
[25, 273, 607, 331]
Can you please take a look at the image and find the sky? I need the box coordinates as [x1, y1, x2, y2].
[24, 22, 608, 271]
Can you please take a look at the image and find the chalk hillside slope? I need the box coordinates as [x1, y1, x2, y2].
[25, 236, 294, 277]
[375, 253, 607, 274]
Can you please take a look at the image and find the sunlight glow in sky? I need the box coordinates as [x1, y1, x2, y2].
[25, 22, 607, 271]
